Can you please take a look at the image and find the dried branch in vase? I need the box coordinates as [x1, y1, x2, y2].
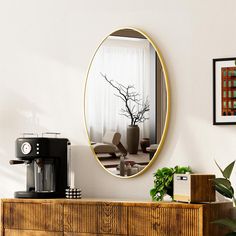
[101, 73, 150, 126]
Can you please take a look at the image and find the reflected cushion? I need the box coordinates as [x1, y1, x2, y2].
[93, 143, 117, 154]
[102, 131, 121, 145]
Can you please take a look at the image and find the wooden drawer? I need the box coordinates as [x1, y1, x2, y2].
[3, 202, 63, 232]
[4, 229, 63, 236]
[128, 205, 201, 236]
[64, 202, 128, 235]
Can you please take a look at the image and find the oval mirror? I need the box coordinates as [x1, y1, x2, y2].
[85, 28, 170, 178]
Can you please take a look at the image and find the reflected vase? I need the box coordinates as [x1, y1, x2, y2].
[127, 125, 140, 154]
[140, 138, 150, 153]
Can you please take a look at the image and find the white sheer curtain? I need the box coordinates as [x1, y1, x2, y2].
[86, 36, 150, 147]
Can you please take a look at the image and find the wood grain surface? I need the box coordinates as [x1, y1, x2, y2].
[1, 199, 233, 236]
[4, 229, 63, 236]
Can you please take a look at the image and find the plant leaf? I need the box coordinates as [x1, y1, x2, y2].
[215, 160, 224, 176]
[215, 184, 234, 198]
[150, 188, 158, 197]
[223, 161, 236, 179]
[212, 218, 236, 231]
[213, 178, 232, 188]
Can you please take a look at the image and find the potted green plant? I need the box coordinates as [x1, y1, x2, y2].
[150, 166, 191, 201]
[213, 160, 236, 235]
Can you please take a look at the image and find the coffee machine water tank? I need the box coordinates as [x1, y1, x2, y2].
[10, 133, 70, 198]
[34, 158, 56, 192]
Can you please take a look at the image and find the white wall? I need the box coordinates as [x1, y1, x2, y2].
[0, 0, 236, 199]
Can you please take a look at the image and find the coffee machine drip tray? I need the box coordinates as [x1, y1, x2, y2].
[15, 191, 62, 199]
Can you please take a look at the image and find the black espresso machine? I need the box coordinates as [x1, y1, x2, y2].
[10, 133, 70, 198]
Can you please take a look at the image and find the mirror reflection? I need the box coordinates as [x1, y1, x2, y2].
[85, 28, 168, 177]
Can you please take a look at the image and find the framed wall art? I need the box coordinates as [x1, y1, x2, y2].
[213, 57, 236, 125]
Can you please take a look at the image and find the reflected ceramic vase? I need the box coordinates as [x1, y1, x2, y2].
[127, 125, 140, 154]
[140, 138, 150, 153]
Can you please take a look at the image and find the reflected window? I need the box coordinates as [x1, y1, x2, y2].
[223, 101, 227, 108]
[234, 101, 236, 109]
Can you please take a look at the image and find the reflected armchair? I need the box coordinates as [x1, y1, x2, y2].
[92, 131, 127, 158]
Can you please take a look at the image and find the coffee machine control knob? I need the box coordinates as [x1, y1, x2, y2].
[21, 142, 32, 155]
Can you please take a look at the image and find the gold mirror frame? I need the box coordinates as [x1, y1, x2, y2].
[84, 27, 170, 178]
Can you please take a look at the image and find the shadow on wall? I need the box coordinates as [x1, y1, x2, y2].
[70, 145, 100, 197]
[0, 88, 50, 197]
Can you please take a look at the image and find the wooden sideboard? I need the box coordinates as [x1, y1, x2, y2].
[0, 198, 233, 236]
